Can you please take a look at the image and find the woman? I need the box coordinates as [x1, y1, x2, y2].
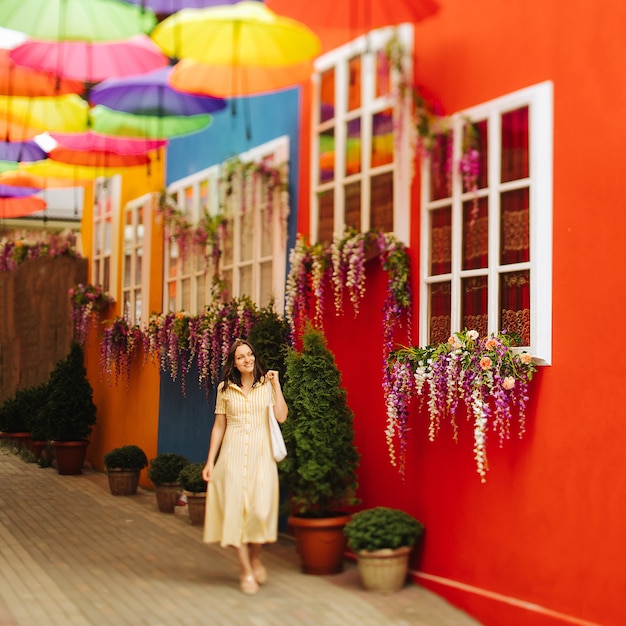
[202, 338, 288, 595]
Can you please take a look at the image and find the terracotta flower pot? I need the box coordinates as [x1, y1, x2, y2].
[51, 440, 89, 475]
[356, 546, 412, 593]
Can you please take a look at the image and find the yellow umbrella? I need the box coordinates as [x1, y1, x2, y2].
[21, 159, 152, 181]
[151, 1, 320, 67]
[0, 94, 89, 133]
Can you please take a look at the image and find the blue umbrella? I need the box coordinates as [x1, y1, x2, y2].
[89, 66, 227, 117]
[0, 140, 47, 163]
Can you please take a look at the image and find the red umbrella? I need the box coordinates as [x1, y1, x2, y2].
[48, 147, 151, 168]
[0, 194, 46, 218]
[50, 131, 167, 155]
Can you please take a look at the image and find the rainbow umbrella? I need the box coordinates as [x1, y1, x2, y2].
[0, 140, 47, 162]
[89, 66, 227, 116]
[9, 35, 168, 83]
[49, 131, 167, 156]
[0, 0, 157, 41]
[0, 194, 46, 218]
[91, 105, 212, 139]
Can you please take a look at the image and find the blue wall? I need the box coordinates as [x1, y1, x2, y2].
[158, 88, 301, 459]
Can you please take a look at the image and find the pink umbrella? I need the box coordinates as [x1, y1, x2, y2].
[9, 34, 169, 83]
[50, 131, 167, 156]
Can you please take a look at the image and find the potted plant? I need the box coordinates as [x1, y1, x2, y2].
[20, 382, 51, 459]
[343, 507, 425, 593]
[147, 452, 189, 513]
[40, 343, 97, 475]
[103, 445, 148, 496]
[0, 390, 31, 450]
[178, 462, 207, 525]
[281, 324, 360, 575]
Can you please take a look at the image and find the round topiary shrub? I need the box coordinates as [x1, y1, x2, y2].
[104, 445, 148, 470]
[147, 453, 189, 485]
[178, 462, 207, 493]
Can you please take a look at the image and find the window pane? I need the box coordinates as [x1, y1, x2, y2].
[475, 119, 488, 189]
[182, 278, 191, 311]
[240, 265, 252, 297]
[429, 133, 452, 201]
[260, 206, 272, 257]
[320, 68, 334, 123]
[344, 181, 360, 231]
[370, 172, 393, 232]
[372, 108, 393, 167]
[346, 118, 361, 175]
[260, 261, 273, 308]
[430, 206, 451, 275]
[197, 275, 207, 308]
[123, 253, 131, 287]
[375, 49, 390, 98]
[500, 270, 530, 345]
[167, 279, 176, 311]
[501, 106, 529, 182]
[347, 55, 361, 111]
[462, 120, 488, 192]
[319, 128, 335, 184]
[429, 282, 451, 344]
[239, 209, 253, 262]
[222, 269, 232, 301]
[462, 276, 488, 336]
[462, 196, 488, 270]
[317, 189, 334, 242]
[134, 292, 142, 322]
[223, 218, 234, 264]
[500, 188, 530, 264]
[135, 247, 142, 284]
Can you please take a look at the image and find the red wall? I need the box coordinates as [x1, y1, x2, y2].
[273, 0, 626, 624]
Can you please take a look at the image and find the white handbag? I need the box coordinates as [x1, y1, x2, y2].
[268, 403, 287, 462]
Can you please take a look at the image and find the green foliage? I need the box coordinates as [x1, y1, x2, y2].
[104, 445, 148, 470]
[0, 395, 27, 433]
[343, 507, 425, 552]
[178, 462, 207, 493]
[280, 325, 360, 516]
[147, 453, 189, 485]
[40, 343, 97, 442]
[0, 383, 51, 437]
[247, 303, 290, 379]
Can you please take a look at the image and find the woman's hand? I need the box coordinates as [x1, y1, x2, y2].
[266, 369, 280, 386]
[202, 461, 214, 482]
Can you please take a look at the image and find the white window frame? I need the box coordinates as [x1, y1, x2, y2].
[311, 24, 413, 245]
[92, 175, 120, 297]
[163, 136, 289, 314]
[122, 193, 153, 326]
[420, 81, 553, 365]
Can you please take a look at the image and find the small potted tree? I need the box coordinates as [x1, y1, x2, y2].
[103, 445, 148, 496]
[21, 382, 51, 460]
[40, 343, 97, 475]
[178, 462, 208, 525]
[147, 452, 189, 513]
[0, 389, 32, 451]
[343, 507, 425, 593]
[281, 324, 360, 575]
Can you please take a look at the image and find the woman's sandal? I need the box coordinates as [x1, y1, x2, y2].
[253, 563, 267, 585]
[240, 575, 259, 595]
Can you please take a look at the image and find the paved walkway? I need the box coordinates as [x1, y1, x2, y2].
[0, 446, 481, 626]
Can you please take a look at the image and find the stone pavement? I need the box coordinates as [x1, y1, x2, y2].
[0, 446, 481, 626]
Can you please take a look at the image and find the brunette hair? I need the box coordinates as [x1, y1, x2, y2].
[220, 338, 267, 391]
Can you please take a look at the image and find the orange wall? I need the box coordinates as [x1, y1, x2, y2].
[82, 153, 165, 488]
[272, 1, 626, 624]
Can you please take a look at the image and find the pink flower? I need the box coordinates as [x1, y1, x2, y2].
[480, 356, 492, 370]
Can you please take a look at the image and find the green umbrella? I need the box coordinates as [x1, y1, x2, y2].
[90, 105, 212, 139]
[0, 0, 156, 41]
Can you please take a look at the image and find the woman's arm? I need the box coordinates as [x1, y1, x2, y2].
[266, 370, 288, 424]
[202, 413, 226, 482]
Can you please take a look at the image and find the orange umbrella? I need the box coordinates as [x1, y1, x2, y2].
[48, 147, 151, 168]
[169, 58, 313, 97]
[0, 49, 84, 97]
[0, 194, 46, 218]
[0, 118, 41, 141]
[0, 170, 84, 188]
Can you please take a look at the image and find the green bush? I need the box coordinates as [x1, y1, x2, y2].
[0, 395, 27, 433]
[104, 445, 148, 470]
[343, 507, 425, 552]
[22, 383, 51, 440]
[280, 325, 360, 516]
[178, 462, 207, 493]
[147, 453, 189, 485]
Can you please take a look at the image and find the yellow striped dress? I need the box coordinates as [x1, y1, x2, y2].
[203, 379, 279, 548]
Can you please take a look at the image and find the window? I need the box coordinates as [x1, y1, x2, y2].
[93, 176, 120, 295]
[312, 25, 413, 244]
[163, 136, 289, 314]
[122, 194, 153, 325]
[421, 82, 553, 364]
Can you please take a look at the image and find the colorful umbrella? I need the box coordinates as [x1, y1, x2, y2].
[151, 1, 320, 67]
[9, 35, 169, 83]
[22, 159, 155, 181]
[90, 104, 212, 139]
[0, 140, 47, 162]
[0, 118, 41, 141]
[0, 183, 42, 197]
[0, 94, 89, 133]
[49, 131, 167, 155]
[0, 170, 86, 188]
[0, 194, 46, 218]
[89, 67, 227, 116]
[169, 58, 313, 97]
[48, 147, 151, 168]
[0, 0, 157, 41]
[0, 49, 84, 97]
[120, 0, 255, 16]
[0, 160, 19, 173]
